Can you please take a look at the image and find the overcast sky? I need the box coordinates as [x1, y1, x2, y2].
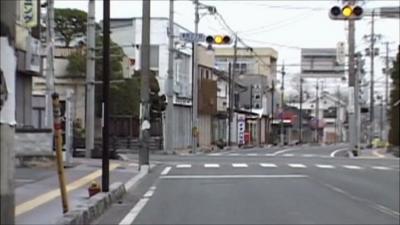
[55, 0, 399, 96]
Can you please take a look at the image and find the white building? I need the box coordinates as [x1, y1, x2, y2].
[109, 17, 193, 149]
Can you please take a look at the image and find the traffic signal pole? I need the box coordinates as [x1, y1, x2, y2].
[139, 0, 151, 166]
[368, 10, 376, 147]
[102, 0, 110, 192]
[348, 16, 359, 155]
[166, 0, 174, 153]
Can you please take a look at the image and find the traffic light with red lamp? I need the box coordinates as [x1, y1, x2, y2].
[329, 4, 364, 20]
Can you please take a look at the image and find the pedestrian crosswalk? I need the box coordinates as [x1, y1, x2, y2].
[208, 153, 332, 158]
[170, 163, 399, 171]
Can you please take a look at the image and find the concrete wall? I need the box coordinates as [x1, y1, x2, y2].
[15, 73, 32, 128]
[198, 114, 212, 147]
[172, 106, 192, 149]
[14, 129, 53, 156]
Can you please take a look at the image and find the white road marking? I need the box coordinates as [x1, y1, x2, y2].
[371, 166, 391, 170]
[343, 165, 362, 170]
[143, 190, 154, 198]
[302, 154, 314, 157]
[149, 186, 156, 191]
[229, 153, 240, 156]
[119, 198, 149, 225]
[128, 163, 138, 167]
[247, 153, 258, 156]
[204, 164, 220, 168]
[176, 164, 192, 168]
[259, 163, 277, 168]
[125, 167, 149, 190]
[232, 163, 248, 168]
[330, 148, 349, 157]
[265, 154, 274, 156]
[270, 148, 297, 156]
[283, 154, 294, 157]
[208, 153, 222, 156]
[161, 174, 308, 179]
[315, 164, 335, 169]
[160, 166, 172, 175]
[288, 164, 306, 168]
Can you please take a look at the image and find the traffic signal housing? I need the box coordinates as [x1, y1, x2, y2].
[149, 93, 167, 120]
[205, 35, 232, 45]
[329, 5, 364, 20]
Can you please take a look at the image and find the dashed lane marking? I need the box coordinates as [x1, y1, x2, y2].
[176, 164, 192, 168]
[232, 163, 248, 168]
[204, 164, 220, 168]
[259, 163, 277, 168]
[288, 164, 307, 168]
[343, 165, 363, 170]
[315, 164, 335, 169]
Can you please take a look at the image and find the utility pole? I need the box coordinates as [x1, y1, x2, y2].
[299, 78, 303, 144]
[0, 1, 16, 221]
[384, 41, 390, 141]
[232, 34, 238, 110]
[348, 12, 359, 155]
[85, 0, 95, 158]
[45, 0, 55, 128]
[102, 0, 110, 192]
[368, 10, 376, 147]
[139, 0, 151, 167]
[192, 0, 199, 153]
[280, 64, 285, 146]
[270, 80, 275, 144]
[315, 80, 320, 143]
[379, 96, 384, 139]
[228, 63, 232, 146]
[165, 0, 174, 153]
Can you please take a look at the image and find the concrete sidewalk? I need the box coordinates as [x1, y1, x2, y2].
[359, 148, 398, 159]
[15, 157, 140, 224]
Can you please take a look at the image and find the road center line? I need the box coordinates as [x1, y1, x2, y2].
[343, 165, 362, 170]
[204, 164, 220, 168]
[232, 163, 248, 168]
[160, 174, 308, 179]
[176, 164, 192, 168]
[259, 163, 277, 167]
[288, 164, 307, 168]
[315, 164, 335, 169]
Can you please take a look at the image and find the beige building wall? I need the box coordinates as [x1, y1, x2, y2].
[214, 47, 278, 80]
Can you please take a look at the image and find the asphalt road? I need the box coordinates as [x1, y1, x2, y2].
[94, 145, 400, 225]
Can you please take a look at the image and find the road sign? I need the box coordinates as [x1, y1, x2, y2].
[180, 32, 206, 43]
[336, 42, 346, 65]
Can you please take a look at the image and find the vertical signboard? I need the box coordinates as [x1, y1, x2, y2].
[0, 37, 17, 125]
[22, 0, 38, 28]
[237, 114, 245, 145]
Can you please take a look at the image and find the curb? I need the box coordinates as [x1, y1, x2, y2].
[55, 165, 150, 225]
[56, 182, 126, 225]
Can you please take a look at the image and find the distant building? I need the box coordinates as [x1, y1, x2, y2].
[289, 92, 347, 144]
[214, 47, 279, 145]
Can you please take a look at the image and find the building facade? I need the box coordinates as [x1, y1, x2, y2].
[109, 17, 193, 149]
